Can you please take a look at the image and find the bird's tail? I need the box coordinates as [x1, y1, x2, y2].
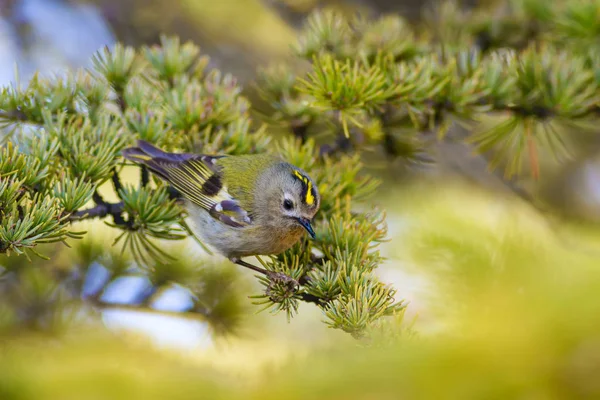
[121, 140, 193, 180]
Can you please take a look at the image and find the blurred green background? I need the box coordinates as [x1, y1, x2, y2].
[2, 0, 600, 399]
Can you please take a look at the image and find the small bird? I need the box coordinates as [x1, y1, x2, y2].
[122, 140, 320, 279]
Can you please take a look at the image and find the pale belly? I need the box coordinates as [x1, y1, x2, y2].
[186, 203, 305, 259]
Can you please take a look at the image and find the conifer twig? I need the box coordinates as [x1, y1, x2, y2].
[0, 110, 30, 123]
[298, 292, 324, 305]
[111, 168, 124, 197]
[70, 201, 125, 221]
[70, 190, 130, 227]
[87, 297, 212, 320]
[141, 166, 150, 187]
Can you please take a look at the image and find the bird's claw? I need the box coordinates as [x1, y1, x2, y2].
[267, 271, 299, 290]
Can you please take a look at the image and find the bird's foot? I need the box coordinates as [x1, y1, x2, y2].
[266, 270, 299, 290]
[231, 257, 299, 289]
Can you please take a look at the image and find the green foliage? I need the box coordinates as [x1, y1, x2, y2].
[258, 2, 600, 177]
[111, 185, 187, 264]
[0, 142, 51, 189]
[0, 236, 248, 339]
[0, 73, 79, 137]
[297, 54, 394, 137]
[293, 9, 354, 59]
[51, 113, 129, 184]
[0, 141, 83, 259]
[143, 36, 209, 84]
[0, 195, 77, 259]
[53, 175, 95, 214]
[92, 43, 141, 95]
[0, 264, 73, 336]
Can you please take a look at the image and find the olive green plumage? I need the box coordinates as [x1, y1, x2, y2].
[122, 140, 320, 275]
[218, 153, 281, 212]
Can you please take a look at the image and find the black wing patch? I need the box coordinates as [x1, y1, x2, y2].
[201, 174, 223, 197]
[122, 140, 252, 228]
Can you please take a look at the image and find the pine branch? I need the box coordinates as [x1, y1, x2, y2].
[116, 94, 127, 113]
[69, 190, 130, 227]
[0, 110, 30, 123]
[70, 201, 124, 221]
[111, 168, 124, 196]
[297, 292, 325, 305]
[140, 166, 150, 187]
[86, 296, 211, 321]
[319, 134, 353, 157]
[290, 119, 309, 143]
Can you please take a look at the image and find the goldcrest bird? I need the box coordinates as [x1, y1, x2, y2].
[122, 140, 320, 279]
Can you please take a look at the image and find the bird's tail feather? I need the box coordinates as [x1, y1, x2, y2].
[122, 140, 194, 180]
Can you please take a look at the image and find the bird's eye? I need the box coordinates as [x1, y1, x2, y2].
[283, 199, 294, 210]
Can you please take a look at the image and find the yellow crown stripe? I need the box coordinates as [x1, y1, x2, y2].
[305, 180, 315, 205]
[293, 170, 304, 181]
[293, 170, 314, 206]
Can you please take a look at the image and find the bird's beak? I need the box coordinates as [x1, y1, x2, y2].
[296, 217, 315, 239]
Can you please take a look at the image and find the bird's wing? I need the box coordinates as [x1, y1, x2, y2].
[122, 140, 252, 228]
